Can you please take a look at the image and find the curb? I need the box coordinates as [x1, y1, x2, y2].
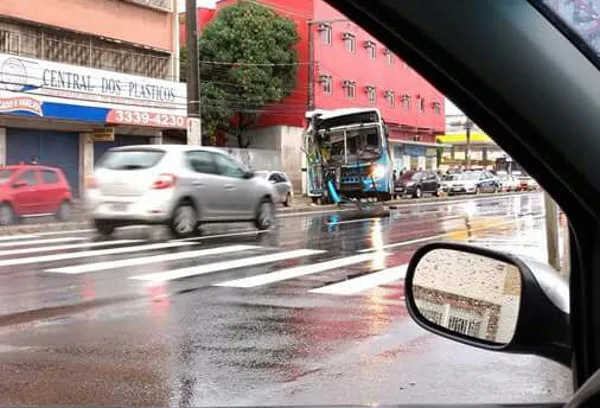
[0, 191, 538, 235]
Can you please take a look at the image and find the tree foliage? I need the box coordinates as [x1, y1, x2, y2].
[198, 0, 299, 146]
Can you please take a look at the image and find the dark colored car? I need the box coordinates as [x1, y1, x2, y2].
[394, 170, 440, 198]
[0, 165, 72, 225]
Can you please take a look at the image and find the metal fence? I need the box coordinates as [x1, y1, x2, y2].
[219, 147, 281, 171]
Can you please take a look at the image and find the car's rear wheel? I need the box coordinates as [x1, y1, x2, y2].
[0, 204, 15, 226]
[413, 187, 422, 199]
[95, 219, 115, 237]
[283, 192, 292, 207]
[56, 200, 71, 222]
[255, 198, 275, 230]
[170, 202, 197, 239]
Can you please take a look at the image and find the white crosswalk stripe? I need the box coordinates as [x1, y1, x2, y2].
[214, 252, 386, 288]
[129, 249, 325, 283]
[0, 239, 142, 257]
[45, 245, 260, 274]
[309, 264, 408, 295]
[0, 236, 86, 248]
[0, 241, 193, 267]
[0, 234, 41, 242]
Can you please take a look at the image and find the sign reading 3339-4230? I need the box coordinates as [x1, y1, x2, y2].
[106, 109, 187, 129]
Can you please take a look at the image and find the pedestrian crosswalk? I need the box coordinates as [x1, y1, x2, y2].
[0, 232, 409, 297]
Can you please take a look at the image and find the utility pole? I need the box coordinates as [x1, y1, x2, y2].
[186, 0, 201, 144]
[464, 118, 473, 169]
[308, 21, 315, 111]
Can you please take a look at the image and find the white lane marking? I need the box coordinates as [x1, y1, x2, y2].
[129, 249, 325, 282]
[45, 245, 259, 274]
[0, 234, 40, 242]
[0, 239, 142, 257]
[358, 214, 545, 253]
[0, 241, 192, 267]
[0, 237, 87, 248]
[215, 252, 384, 288]
[310, 264, 408, 295]
[176, 230, 268, 242]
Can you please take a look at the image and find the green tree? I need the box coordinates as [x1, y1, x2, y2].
[198, 0, 299, 146]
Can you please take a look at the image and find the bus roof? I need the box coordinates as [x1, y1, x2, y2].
[305, 108, 382, 120]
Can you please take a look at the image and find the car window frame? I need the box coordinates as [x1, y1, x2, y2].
[16, 170, 39, 187]
[41, 169, 59, 184]
[213, 153, 247, 179]
[186, 150, 219, 175]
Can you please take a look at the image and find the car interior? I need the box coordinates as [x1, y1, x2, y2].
[323, 0, 600, 406]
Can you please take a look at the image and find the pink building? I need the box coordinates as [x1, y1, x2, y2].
[0, 0, 185, 195]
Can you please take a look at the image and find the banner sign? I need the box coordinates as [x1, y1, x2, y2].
[0, 53, 187, 129]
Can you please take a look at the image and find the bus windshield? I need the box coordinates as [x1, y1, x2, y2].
[330, 128, 382, 163]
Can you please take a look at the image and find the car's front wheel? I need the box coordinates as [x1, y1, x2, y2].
[56, 200, 71, 222]
[0, 203, 15, 226]
[95, 219, 115, 237]
[255, 198, 275, 230]
[170, 202, 198, 239]
[283, 192, 292, 207]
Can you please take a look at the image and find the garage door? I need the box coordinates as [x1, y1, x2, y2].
[94, 135, 151, 164]
[6, 129, 80, 197]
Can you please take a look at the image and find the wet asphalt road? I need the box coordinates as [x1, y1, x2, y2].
[0, 192, 572, 406]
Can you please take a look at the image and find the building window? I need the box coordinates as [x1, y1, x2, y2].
[366, 85, 376, 103]
[433, 101, 442, 115]
[419, 97, 426, 113]
[343, 80, 356, 99]
[343, 32, 356, 53]
[365, 40, 376, 59]
[384, 90, 395, 107]
[318, 23, 332, 45]
[402, 94, 412, 110]
[319, 75, 333, 94]
[384, 48, 394, 66]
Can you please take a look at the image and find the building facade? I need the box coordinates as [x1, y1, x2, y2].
[0, 0, 186, 196]
[183, 0, 445, 190]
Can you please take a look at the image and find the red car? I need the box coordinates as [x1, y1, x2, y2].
[0, 165, 73, 225]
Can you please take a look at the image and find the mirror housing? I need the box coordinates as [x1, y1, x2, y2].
[244, 170, 255, 179]
[13, 180, 28, 188]
[404, 242, 570, 366]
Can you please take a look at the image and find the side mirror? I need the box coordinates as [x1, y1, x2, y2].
[404, 242, 570, 366]
[244, 170, 255, 179]
[13, 180, 28, 188]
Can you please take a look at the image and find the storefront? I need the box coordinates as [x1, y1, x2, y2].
[0, 53, 187, 196]
[391, 141, 444, 172]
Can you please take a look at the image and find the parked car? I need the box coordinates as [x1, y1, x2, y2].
[516, 176, 539, 191]
[447, 170, 499, 195]
[394, 170, 441, 198]
[497, 173, 519, 192]
[255, 170, 293, 207]
[0, 164, 72, 225]
[86, 145, 277, 238]
[440, 173, 456, 193]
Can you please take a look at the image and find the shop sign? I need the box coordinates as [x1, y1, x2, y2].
[0, 53, 187, 128]
[92, 127, 115, 142]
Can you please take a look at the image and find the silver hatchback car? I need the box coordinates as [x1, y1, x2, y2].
[86, 145, 277, 238]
